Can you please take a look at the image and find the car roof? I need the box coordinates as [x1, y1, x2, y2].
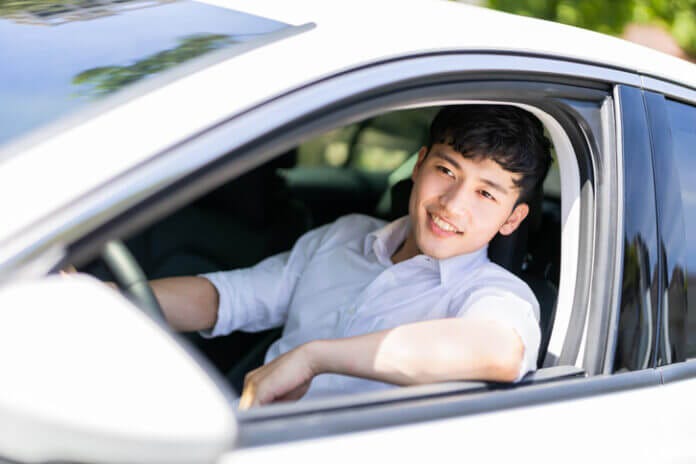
[220, 0, 696, 90]
[1, 0, 695, 262]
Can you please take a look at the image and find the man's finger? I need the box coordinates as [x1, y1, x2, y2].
[238, 382, 256, 410]
[59, 265, 77, 278]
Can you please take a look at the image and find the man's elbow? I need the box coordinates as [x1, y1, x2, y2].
[487, 337, 525, 383]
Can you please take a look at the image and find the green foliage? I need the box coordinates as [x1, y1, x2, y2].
[72, 34, 235, 97]
[488, 0, 633, 35]
[486, 0, 696, 57]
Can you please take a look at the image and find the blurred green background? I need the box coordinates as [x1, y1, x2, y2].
[484, 0, 696, 60]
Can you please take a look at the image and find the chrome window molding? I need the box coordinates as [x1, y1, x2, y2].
[236, 368, 660, 448]
[574, 92, 623, 375]
[641, 76, 696, 107]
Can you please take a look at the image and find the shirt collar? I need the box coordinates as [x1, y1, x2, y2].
[364, 216, 410, 266]
[364, 216, 490, 284]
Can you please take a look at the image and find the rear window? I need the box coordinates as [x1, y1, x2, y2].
[0, 0, 293, 148]
[665, 98, 696, 357]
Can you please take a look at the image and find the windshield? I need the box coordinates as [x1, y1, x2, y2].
[0, 0, 291, 148]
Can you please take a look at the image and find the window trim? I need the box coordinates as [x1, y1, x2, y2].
[642, 76, 696, 108]
[236, 368, 660, 448]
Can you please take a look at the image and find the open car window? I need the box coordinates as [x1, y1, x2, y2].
[78, 101, 581, 400]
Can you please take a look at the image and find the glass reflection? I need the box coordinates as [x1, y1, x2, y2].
[0, 0, 289, 147]
[665, 99, 696, 358]
[72, 34, 236, 97]
[613, 86, 660, 372]
[615, 237, 654, 370]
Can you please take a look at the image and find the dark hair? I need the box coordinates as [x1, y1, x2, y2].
[427, 105, 552, 204]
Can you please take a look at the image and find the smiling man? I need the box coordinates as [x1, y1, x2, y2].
[150, 105, 552, 408]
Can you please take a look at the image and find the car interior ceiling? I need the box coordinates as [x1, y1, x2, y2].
[82, 106, 563, 394]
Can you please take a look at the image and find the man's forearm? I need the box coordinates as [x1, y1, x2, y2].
[150, 276, 219, 332]
[308, 318, 525, 384]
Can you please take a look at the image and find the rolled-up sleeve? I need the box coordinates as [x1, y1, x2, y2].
[198, 222, 333, 337]
[453, 283, 541, 382]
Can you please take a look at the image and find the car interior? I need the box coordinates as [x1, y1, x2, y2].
[81, 105, 565, 397]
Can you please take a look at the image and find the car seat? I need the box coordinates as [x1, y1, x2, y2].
[136, 150, 311, 279]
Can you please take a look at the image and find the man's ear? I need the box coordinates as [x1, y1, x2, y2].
[411, 146, 429, 181]
[499, 203, 529, 236]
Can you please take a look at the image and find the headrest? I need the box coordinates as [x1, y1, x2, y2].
[390, 178, 543, 276]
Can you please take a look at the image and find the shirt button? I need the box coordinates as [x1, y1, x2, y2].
[348, 307, 356, 315]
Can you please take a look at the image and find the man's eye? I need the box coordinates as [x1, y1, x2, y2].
[437, 166, 454, 178]
[479, 190, 495, 201]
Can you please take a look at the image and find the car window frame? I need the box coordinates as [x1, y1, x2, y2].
[66, 78, 600, 366]
[74, 84, 607, 436]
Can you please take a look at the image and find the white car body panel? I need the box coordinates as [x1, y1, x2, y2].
[226, 381, 680, 462]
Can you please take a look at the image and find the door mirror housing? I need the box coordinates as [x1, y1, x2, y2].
[0, 275, 236, 463]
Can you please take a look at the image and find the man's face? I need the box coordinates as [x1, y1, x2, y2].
[406, 143, 529, 260]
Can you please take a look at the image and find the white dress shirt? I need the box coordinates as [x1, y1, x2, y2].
[202, 214, 540, 400]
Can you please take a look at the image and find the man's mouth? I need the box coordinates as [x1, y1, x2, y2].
[429, 213, 463, 235]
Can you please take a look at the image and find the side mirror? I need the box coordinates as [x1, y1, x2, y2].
[0, 275, 236, 463]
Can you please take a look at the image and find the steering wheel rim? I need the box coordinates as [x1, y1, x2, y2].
[101, 240, 166, 322]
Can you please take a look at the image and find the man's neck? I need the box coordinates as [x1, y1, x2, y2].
[391, 231, 420, 264]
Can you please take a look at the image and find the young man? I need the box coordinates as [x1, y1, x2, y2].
[151, 105, 552, 409]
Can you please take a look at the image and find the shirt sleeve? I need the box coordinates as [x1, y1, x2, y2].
[452, 281, 541, 382]
[198, 222, 334, 337]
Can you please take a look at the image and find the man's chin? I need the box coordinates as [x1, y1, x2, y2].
[416, 243, 453, 260]
[417, 238, 482, 260]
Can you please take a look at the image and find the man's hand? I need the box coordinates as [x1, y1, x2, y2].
[238, 342, 320, 409]
[237, 317, 526, 409]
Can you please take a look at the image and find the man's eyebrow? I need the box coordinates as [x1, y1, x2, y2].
[479, 177, 510, 195]
[432, 151, 462, 170]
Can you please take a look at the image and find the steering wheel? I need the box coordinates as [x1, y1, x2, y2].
[101, 240, 166, 323]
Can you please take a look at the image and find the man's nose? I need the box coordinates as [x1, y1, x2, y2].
[439, 184, 471, 218]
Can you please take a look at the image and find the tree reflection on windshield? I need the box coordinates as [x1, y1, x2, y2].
[72, 34, 235, 97]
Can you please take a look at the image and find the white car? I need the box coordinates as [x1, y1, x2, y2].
[2, 0, 696, 462]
